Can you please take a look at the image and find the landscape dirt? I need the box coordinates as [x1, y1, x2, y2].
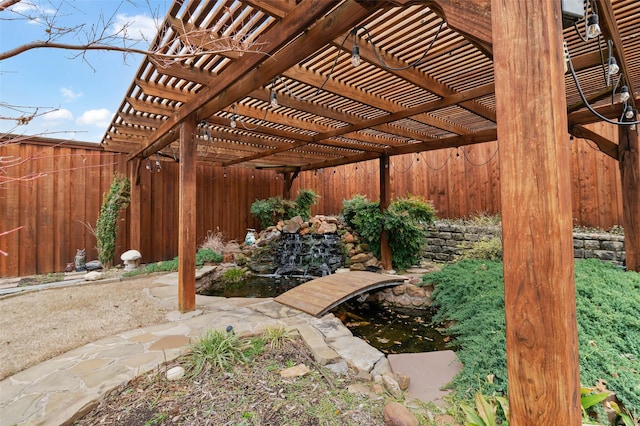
[0, 276, 168, 380]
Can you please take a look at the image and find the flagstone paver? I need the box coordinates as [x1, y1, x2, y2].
[0, 274, 389, 426]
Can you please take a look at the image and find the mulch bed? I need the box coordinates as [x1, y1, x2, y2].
[75, 338, 385, 425]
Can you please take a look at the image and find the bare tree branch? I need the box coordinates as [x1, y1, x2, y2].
[0, 227, 24, 256]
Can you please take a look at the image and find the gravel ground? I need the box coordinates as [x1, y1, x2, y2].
[0, 275, 169, 380]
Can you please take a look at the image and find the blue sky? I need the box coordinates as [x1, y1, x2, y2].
[0, 1, 170, 143]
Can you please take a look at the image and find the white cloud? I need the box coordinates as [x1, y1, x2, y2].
[60, 87, 82, 101]
[76, 109, 112, 128]
[9, 1, 36, 13]
[9, 1, 56, 24]
[111, 14, 160, 43]
[43, 108, 73, 121]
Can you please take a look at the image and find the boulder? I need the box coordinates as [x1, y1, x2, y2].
[316, 221, 337, 234]
[282, 220, 302, 234]
[351, 253, 371, 263]
[85, 260, 103, 271]
[383, 402, 419, 426]
[84, 271, 104, 281]
[405, 284, 426, 298]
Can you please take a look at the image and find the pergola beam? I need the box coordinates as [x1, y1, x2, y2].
[570, 124, 619, 160]
[341, 34, 496, 123]
[595, 0, 637, 103]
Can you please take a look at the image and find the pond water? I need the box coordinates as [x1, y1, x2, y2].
[202, 276, 449, 354]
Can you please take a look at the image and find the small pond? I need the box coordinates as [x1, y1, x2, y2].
[202, 276, 449, 354]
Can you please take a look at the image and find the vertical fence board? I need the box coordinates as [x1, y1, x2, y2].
[18, 144, 37, 276]
[53, 148, 71, 271]
[36, 151, 54, 274]
[0, 143, 22, 275]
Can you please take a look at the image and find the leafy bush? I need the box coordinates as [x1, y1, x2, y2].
[293, 189, 320, 221]
[425, 259, 640, 417]
[341, 194, 436, 270]
[95, 174, 130, 267]
[460, 237, 503, 261]
[384, 195, 436, 270]
[341, 195, 383, 253]
[250, 189, 319, 228]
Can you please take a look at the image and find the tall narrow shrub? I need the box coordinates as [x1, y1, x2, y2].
[96, 173, 130, 267]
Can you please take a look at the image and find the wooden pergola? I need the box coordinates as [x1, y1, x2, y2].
[101, 1, 639, 423]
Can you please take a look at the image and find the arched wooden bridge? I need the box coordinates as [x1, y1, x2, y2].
[274, 271, 408, 317]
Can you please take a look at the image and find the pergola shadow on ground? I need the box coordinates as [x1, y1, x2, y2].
[100, 1, 639, 423]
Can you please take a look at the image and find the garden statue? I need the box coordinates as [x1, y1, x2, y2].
[74, 249, 87, 272]
[245, 229, 256, 245]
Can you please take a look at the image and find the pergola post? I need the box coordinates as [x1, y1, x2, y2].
[379, 154, 392, 270]
[618, 123, 640, 271]
[282, 170, 300, 200]
[492, 0, 581, 424]
[127, 158, 142, 253]
[178, 115, 198, 312]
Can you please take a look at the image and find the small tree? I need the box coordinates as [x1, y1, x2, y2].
[96, 173, 130, 267]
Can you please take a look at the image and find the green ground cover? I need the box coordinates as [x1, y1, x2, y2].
[423, 259, 640, 421]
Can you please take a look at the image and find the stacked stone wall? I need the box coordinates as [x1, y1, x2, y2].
[422, 222, 626, 266]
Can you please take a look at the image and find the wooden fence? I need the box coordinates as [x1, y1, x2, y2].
[0, 122, 622, 277]
[295, 122, 622, 230]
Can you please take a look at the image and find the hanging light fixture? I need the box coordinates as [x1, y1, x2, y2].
[230, 114, 237, 128]
[585, 13, 601, 39]
[351, 45, 361, 67]
[620, 85, 630, 103]
[623, 105, 635, 120]
[270, 90, 278, 108]
[155, 154, 162, 173]
[608, 57, 620, 77]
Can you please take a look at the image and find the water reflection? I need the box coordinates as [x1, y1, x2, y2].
[332, 301, 449, 354]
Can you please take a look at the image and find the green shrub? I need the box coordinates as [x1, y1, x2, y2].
[384, 195, 436, 270]
[460, 237, 503, 261]
[186, 329, 249, 377]
[293, 189, 320, 221]
[341, 194, 436, 270]
[221, 267, 245, 284]
[122, 248, 221, 278]
[250, 189, 319, 228]
[96, 174, 130, 267]
[195, 248, 223, 265]
[123, 258, 179, 277]
[424, 259, 640, 416]
[341, 195, 383, 254]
